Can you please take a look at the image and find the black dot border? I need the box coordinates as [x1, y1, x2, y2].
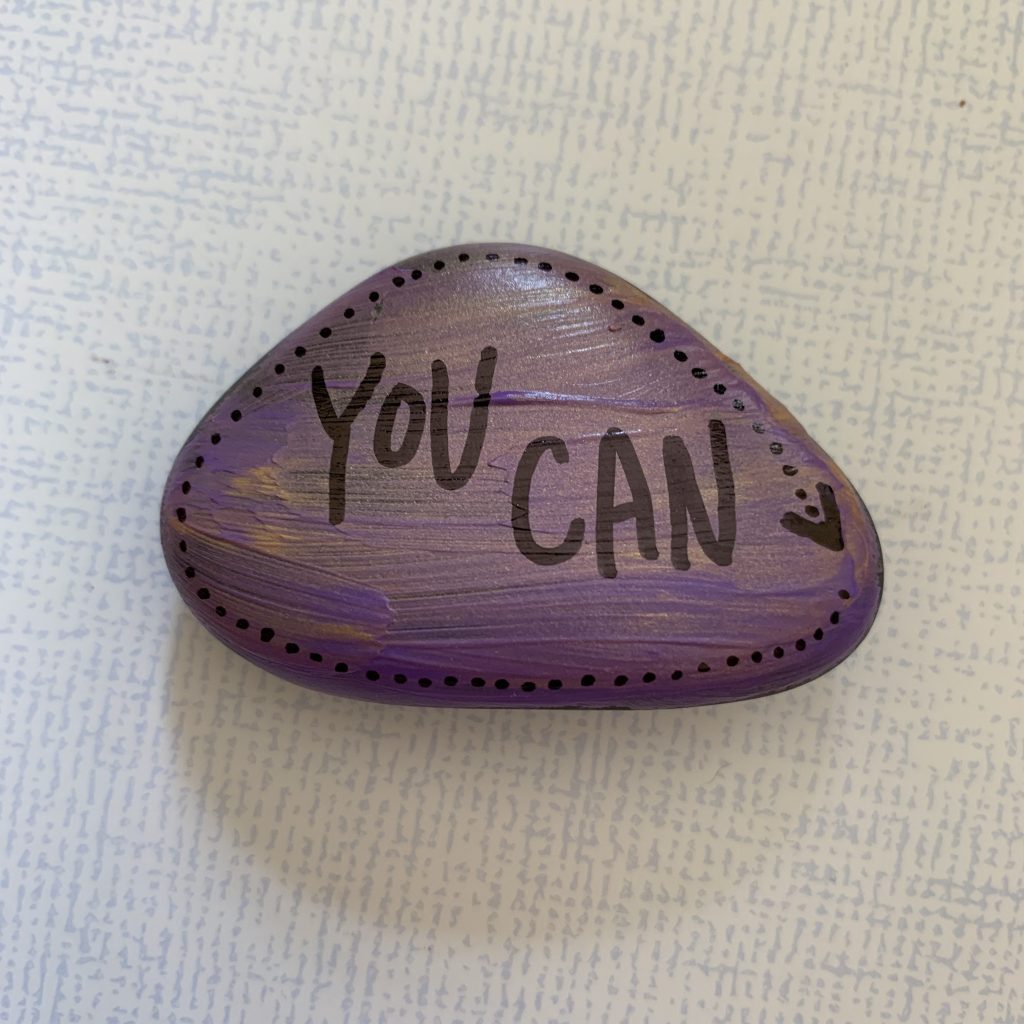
[173, 248, 855, 693]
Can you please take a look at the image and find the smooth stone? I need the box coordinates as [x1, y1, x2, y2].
[161, 243, 883, 707]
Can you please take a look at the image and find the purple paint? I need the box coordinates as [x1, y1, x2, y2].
[161, 244, 883, 707]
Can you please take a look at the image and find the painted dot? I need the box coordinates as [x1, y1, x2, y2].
[319, 327, 332, 338]
[692, 367, 707, 379]
[522, 681, 536, 691]
[671, 670, 683, 680]
[805, 505, 819, 517]
[230, 410, 241, 422]
[215, 606, 226, 617]
[726, 655, 739, 667]
[486, 253, 499, 261]
[548, 679, 563, 690]
[471, 677, 485, 688]
[783, 465, 797, 476]
[458, 253, 469, 262]
[581, 674, 595, 686]
[410, 269, 422, 280]
[285, 642, 299, 654]
[698, 662, 710, 673]
[252, 386, 262, 397]
[773, 646, 784, 659]
[394, 673, 406, 683]
[642, 672, 655, 683]
[713, 383, 727, 395]
[538, 261, 552, 271]
[210, 433, 220, 444]
[795, 489, 807, 500]
[751, 651, 763, 663]
[839, 589, 850, 600]
[294, 346, 305, 357]
[260, 627, 274, 642]
[344, 307, 354, 318]
[176, 508, 186, 522]
[614, 675, 628, 686]
[650, 328, 665, 343]
[813, 628, 824, 640]
[514, 257, 528, 265]
[444, 676, 457, 686]
[418, 678, 431, 687]
[673, 350, 688, 362]
[434, 260, 445, 270]
[795, 639, 806, 651]
[565, 271, 579, 281]
[236, 618, 249, 630]
[179, 540, 187, 552]
[733, 399, 745, 411]
[194, 456, 204, 468]
[184, 566, 195, 578]
[495, 678, 510, 690]
[197, 588, 209, 600]
[367, 670, 379, 681]
[392, 276, 404, 287]
[632, 314, 645, 326]
[309, 653, 323, 662]
[769, 442, 783, 455]
[335, 662, 348, 672]
[830, 611, 840, 624]
[274, 364, 284, 374]
[589, 283, 603, 294]
[369, 291, 379, 301]
[611, 299, 624, 309]
[752, 422, 765, 434]
[181, 481, 191, 494]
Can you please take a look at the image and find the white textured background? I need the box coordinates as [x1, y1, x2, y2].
[2, 2, 1022, 1022]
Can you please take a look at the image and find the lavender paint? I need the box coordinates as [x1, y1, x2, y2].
[161, 244, 883, 707]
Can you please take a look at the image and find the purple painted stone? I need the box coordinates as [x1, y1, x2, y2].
[161, 244, 882, 707]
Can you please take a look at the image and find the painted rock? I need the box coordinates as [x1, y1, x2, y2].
[161, 244, 882, 708]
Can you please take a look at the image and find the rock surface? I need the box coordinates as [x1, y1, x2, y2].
[161, 244, 883, 707]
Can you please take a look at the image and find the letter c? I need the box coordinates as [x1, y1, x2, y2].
[512, 436, 585, 566]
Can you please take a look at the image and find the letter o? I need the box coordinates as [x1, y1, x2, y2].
[373, 383, 426, 468]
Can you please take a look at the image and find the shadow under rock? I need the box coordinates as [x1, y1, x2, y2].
[163, 607, 837, 948]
